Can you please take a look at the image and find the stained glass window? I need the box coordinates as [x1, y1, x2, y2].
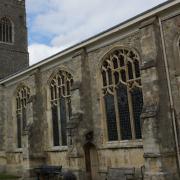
[16, 86, 30, 148]
[131, 88, 143, 139]
[101, 48, 143, 141]
[50, 70, 73, 146]
[104, 94, 118, 141]
[117, 83, 132, 140]
[0, 17, 13, 43]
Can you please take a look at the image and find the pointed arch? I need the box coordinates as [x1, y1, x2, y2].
[15, 84, 30, 148]
[100, 47, 143, 141]
[0, 17, 13, 43]
[49, 69, 73, 146]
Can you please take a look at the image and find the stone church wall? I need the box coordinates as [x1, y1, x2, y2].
[0, 2, 179, 180]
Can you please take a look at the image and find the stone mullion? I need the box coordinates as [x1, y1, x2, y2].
[127, 88, 135, 140]
[125, 55, 135, 140]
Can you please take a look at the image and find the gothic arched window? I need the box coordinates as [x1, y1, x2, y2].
[101, 48, 143, 141]
[50, 70, 73, 146]
[16, 86, 30, 148]
[0, 17, 13, 43]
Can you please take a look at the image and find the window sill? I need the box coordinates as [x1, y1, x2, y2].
[7, 148, 23, 153]
[100, 139, 143, 149]
[46, 146, 68, 152]
[0, 41, 14, 45]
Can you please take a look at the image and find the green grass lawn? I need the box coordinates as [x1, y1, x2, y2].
[0, 173, 20, 179]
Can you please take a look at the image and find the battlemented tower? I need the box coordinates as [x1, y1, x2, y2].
[0, 0, 29, 79]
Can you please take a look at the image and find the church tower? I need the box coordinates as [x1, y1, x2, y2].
[0, 0, 29, 79]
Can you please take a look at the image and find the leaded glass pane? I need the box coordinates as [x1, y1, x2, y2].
[114, 72, 119, 85]
[131, 87, 143, 139]
[62, 86, 65, 96]
[107, 68, 112, 85]
[50, 86, 54, 100]
[59, 97, 67, 146]
[67, 81, 70, 95]
[58, 87, 61, 98]
[127, 61, 133, 80]
[113, 57, 118, 69]
[52, 104, 60, 146]
[102, 71, 107, 86]
[9, 26, 12, 42]
[134, 60, 140, 78]
[104, 94, 118, 141]
[2, 24, 5, 41]
[116, 83, 132, 140]
[119, 54, 125, 67]
[120, 70, 126, 82]
[54, 86, 57, 99]
[67, 99, 72, 120]
[17, 113, 21, 148]
[62, 74, 65, 84]
[22, 108, 26, 130]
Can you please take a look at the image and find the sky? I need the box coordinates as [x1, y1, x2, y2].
[26, 0, 167, 65]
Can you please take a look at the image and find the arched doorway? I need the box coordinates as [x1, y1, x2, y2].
[84, 143, 100, 180]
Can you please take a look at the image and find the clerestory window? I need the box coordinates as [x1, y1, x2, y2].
[50, 70, 73, 146]
[0, 17, 13, 43]
[16, 86, 30, 148]
[101, 48, 143, 141]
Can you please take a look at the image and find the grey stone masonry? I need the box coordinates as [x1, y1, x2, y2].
[0, 0, 29, 79]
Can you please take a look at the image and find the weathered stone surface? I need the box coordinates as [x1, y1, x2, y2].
[0, 1, 180, 180]
[0, 0, 28, 79]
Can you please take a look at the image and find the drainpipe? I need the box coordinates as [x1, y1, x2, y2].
[158, 17, 180, 171]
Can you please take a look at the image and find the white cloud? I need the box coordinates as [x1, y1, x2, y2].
[26, 0, 167, 65]
[28, 44, 62, 65]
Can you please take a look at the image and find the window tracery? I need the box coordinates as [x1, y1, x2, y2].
[101, 48, 143, 141]
[50, 70, 73, 146]
[0, 17, 13, 43]
[16, 86, 30, 148]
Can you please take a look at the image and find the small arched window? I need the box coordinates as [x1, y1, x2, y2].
[0, 17, 13, 43]
[16, 86, 30, 148]
[50, 70, 73, 146]
[101, 48, 143, 141]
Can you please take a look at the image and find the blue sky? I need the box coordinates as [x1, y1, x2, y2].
[26, 0, 167, 65]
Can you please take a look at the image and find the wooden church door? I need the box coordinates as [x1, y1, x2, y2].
[84, 143, 100, 180]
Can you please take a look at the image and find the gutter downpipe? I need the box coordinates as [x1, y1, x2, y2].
[158, 16, 180, 173]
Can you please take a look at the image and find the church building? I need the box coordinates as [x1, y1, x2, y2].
[0, 0, 180, 179]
